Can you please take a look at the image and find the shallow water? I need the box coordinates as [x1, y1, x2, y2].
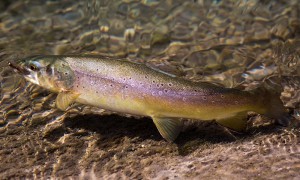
[0, 0, 300, 179]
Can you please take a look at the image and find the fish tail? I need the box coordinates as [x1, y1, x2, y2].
[254, 87, 290, 126]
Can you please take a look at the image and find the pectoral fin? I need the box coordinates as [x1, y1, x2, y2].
[216, 112, 248, 131]
[152, 117, 183, 142]
[56, 91, 80, 111]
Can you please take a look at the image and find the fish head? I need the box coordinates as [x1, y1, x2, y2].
[9, 56, 75, 92]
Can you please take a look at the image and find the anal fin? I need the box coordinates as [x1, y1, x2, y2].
[56, 91, 80, 111]
[152, 117, 183, 142]
[216, 112, 248, 132]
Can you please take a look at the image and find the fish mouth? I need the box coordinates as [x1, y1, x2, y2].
[8, 61, 30, 75]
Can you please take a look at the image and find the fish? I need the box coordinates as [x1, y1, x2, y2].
[9, 55, 288, 142]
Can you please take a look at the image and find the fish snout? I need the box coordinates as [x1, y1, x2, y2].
[8, 61, 30, 75]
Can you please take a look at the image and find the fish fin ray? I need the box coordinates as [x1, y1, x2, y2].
[216, 112, 248, 132]
[56, 91, 80, 111]
[152, 117, 182, 142]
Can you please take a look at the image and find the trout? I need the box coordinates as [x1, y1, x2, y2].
[9, 55, 287, 141]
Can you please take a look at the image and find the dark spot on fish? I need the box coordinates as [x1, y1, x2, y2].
[202, 97, 207, 100]
[221, 95, 225, 98]
[97, 69, 99, 71]
[161, 83, 164, 87]
[64, 72, 68, 75]
[194, 89, 197, 92]
[125, 85, 129, 89]
[168, 83, 173, 87]
[156, 84, 160, 87]
[235, 101, 238, 104]
[96, 91, 98, 93]
[46, 65, 52, 75]
[152, 80, 155, 83]
[164, 89, 168, 93]
[145, 76, 148, 79]
[110, 84, 113, 87]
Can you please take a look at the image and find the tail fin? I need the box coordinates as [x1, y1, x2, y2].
[253, 87, 290, 127]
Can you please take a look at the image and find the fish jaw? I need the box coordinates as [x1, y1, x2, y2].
[24, 73, 40, 86]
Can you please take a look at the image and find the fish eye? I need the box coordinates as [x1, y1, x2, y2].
[29, 64, 38, 71]
[29, 65, 37, 71]
[27, 61, 41, 71]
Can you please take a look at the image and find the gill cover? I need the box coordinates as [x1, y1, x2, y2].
[49, 58, 76, 91]
[33, 57, 79, 110]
